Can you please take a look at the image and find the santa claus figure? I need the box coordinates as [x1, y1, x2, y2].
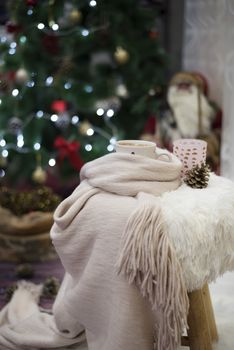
[142, 72, 222, 171]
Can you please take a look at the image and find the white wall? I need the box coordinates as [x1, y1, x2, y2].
[183, 0, 234, 180]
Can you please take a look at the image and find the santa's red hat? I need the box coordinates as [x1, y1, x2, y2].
[169, 71, 209, 96]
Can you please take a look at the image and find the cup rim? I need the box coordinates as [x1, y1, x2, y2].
[116, 140, 156, 148]
[173, 138, 207, 147]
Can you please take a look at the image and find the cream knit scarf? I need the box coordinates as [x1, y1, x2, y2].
[0, 151, 189, 350]
[56, 152, 189, 349]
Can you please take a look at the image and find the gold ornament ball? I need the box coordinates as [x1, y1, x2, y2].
[79, 121, 92, 135]
[114, 47, 129, 64]
[15, 68, 29, 83]
[116, 83, 128, 98]
[70, 9, 82, 23]
[32, 166, 47, 184]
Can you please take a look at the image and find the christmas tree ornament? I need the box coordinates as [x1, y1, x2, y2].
[69, 9, 82, 23]
[54, 137, 84, 171]
[79, 121, 92, 135]
[15, 68, 29, 84]
[8, 117, 22, 134]
[32, 166, 47, 184]
[51, 100, 70, 129]
[148, 88, 156, 96]
[116, 83, 129, 98]
[114, 47, 129, 64]
[26, 0, 37, 6]
[0, 0, 172, 187]
[51, 100, 67, 113]
[6, 21, 22, 34]
[184, 163, 210, 189]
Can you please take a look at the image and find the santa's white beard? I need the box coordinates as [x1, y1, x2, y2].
[168, 85, 214, 138]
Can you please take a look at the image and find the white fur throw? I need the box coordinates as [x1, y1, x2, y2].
[0, 152, 234, 350]
[162, 173, 234, 291]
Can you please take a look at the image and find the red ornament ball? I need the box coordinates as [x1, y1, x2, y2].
[6, 21, 22, 34]
[26, 0, 37, 6]
[51, 100, 67, 113]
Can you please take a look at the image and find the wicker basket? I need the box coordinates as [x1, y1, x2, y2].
[0, 206, 57, 262]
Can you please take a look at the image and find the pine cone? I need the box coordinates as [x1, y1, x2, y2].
[42, 277, 60, 298]
[0, 186, 60, 216]
[184, 163, 210, 189]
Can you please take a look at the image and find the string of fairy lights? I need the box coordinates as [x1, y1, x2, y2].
[0, 0, 130, 179]
[0, 100, 119, 167]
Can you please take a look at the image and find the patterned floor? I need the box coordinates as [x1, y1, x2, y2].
[0, 259, 64, 310]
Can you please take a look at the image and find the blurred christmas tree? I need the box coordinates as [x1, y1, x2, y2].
[0, 0, 167, 189]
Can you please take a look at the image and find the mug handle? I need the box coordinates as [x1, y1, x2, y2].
[155, 152, 172, 162]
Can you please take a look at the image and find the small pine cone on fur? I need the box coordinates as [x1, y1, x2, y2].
[184, 163, 210, 189]
[42, 276, 60, 298]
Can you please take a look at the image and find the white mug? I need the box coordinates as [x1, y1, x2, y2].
[115, 140, 171, 161]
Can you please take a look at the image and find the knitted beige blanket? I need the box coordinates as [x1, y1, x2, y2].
[0, 152, 188, 350]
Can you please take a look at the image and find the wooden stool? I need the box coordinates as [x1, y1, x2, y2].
[181, 283, 218, 350]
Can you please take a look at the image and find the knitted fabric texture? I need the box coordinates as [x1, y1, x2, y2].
[81, 153, 188, 350]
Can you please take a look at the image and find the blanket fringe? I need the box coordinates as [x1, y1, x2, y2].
[116, 201, 189, 350]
